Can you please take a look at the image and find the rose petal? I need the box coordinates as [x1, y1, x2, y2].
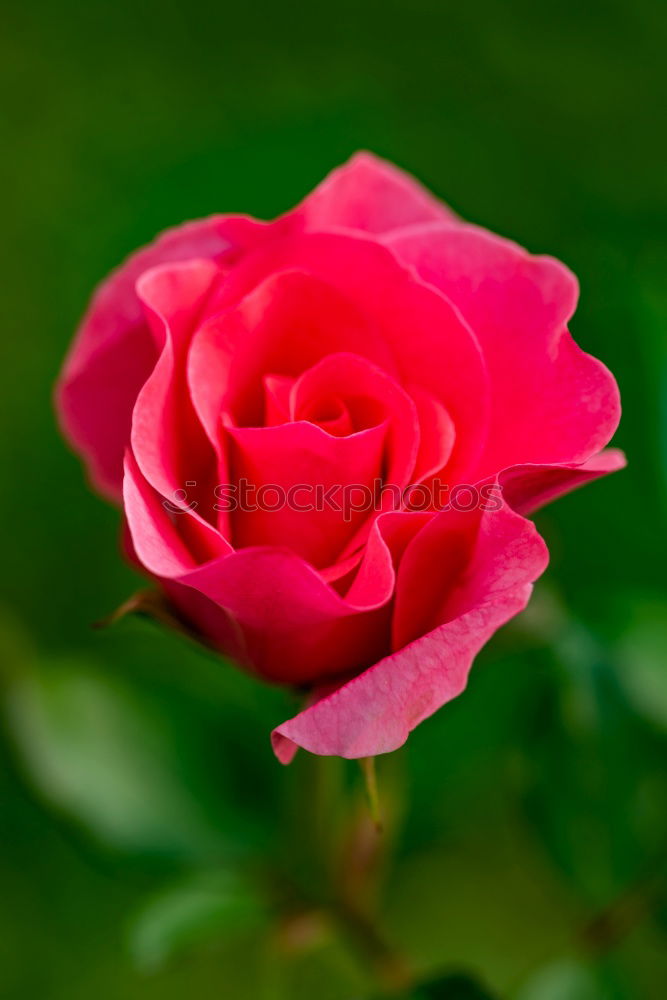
[125, 460, 390, 684]
[56, 215, 264, 498]
[342, 510, 434, 606]
[123, 449, 219, 576]
[221, 233, 490, 483]
[226, 420, 387, 568]
[272, 497, 548, 760]
[391, 492, 547, 650]
[291, 151, 459, 235]
[386, 223, 621, 475]
[187, 268, 395, 430]
[409, 385, 456, 483]
[131, 260, 230, 559]
[291, 352, 420, 484]
[262, 374, 297, 427]
[498, 448, 627, 515]
[124, 452, 439, 686]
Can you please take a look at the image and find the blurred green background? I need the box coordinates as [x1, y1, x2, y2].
[1, 0, 666, 997]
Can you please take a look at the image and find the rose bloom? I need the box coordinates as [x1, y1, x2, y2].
[57, 154, 623, 761]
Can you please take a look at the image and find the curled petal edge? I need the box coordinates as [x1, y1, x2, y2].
[271, 497, 549, 762]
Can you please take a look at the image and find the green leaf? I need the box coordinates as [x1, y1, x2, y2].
[517, 612, 667, 899]
[516, 959, 604, 1000]
[128, 870, 268, 970]
[4, 656, 232, 858]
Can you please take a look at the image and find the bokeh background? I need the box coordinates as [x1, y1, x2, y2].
[1, 1, 666, 997]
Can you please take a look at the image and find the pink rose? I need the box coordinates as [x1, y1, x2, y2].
[56, 153, 623, 761]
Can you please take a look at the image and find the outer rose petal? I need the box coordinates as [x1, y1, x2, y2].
[124, 451, 432, 686]
[130, 260, 230, 561]
[498, 448, 627, 516]
[272, 497, 548, 761]
[56, 215, 266, 499]
[386, 223, 621, 475]
[291, 151, 459, 235]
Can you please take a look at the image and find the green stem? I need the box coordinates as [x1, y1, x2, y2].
[359, 756, 383, 833]
[332, 897, 413, 993]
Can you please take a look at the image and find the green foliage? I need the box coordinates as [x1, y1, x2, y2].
[7, 658, 217, 856]
[616, 600, 667, 731]
[128, 870, 269, 970]
[517, 608, 667, 901]
[3, 650, 265, 861]
[516, 960, 606, 1000]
